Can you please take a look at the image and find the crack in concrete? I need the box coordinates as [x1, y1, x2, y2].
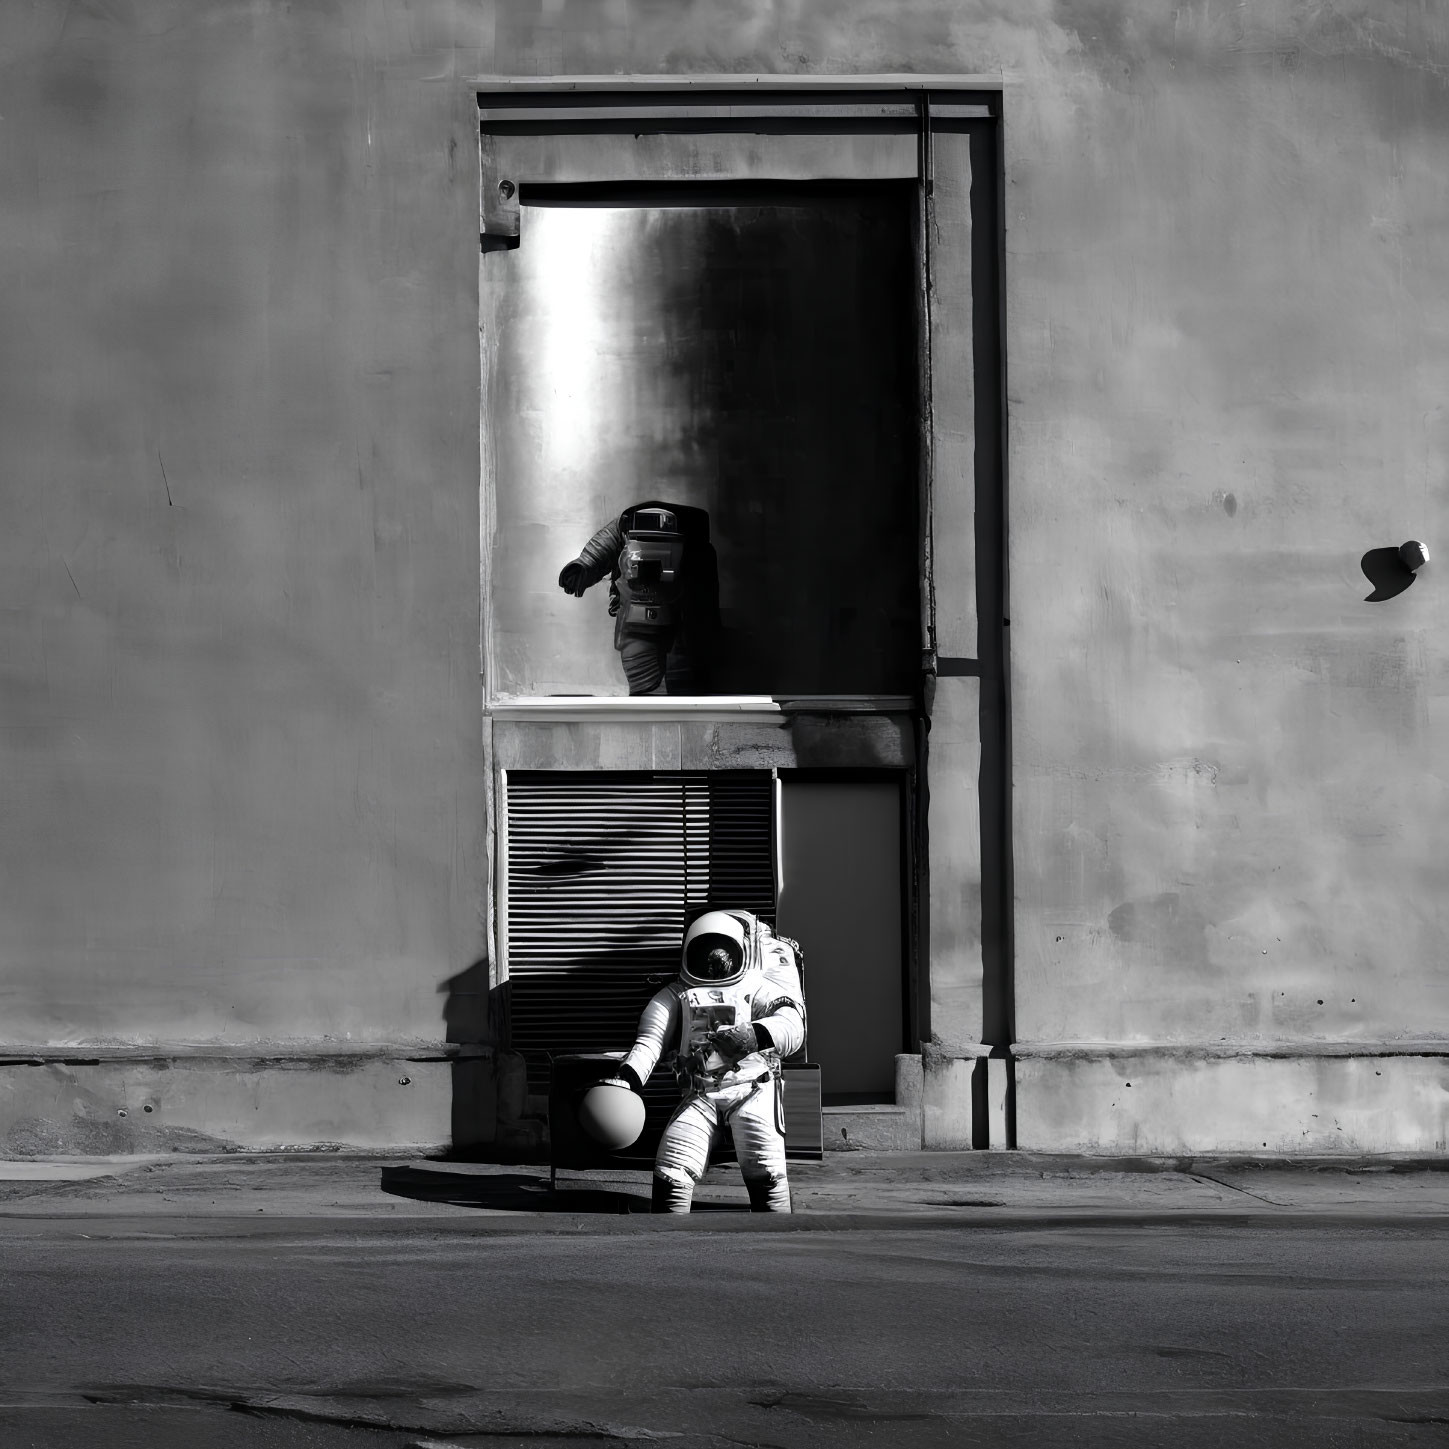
[1190, 1171, 1283, 1206]
[749, 1390, 937, 1422]
[240, 1397, 679, 1439]
[45, 1381, 1449, 1439]
[79, 1384, 686, 1440]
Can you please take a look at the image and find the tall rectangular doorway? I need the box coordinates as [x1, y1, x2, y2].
[777, 778, 906, 1104]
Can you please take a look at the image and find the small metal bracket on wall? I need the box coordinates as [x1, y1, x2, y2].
[480, 137, 520, 245]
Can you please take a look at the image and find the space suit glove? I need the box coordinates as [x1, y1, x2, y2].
[610, 1063, 645, 1093]
[557, 560, 590, 597]
[707, 1024, 762, 1063]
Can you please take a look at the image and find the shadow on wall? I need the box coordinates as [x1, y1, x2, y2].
[686, 196, 920, 694]
[1361, 547, 1416, 602]
[438, 958, 536, 1161]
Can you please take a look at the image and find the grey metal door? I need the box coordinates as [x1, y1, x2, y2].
[777, 778, 905, 1103]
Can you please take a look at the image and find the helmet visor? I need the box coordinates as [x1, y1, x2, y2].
[685, 934, 743, 982]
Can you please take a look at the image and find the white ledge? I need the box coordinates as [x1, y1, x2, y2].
[923, 1042, 997, 1060]
[487, 695, 914, 722]
[489, 695, 781, 722]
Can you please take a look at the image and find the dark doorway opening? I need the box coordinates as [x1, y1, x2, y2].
[776, 775, 908, 1105]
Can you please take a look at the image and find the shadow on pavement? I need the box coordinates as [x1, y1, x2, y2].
[379, 1165, 753, 1215]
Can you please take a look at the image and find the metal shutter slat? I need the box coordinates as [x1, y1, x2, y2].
[505, 771, 774, 1087]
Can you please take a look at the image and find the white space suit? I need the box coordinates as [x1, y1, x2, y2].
[615, 909, 805, 1213]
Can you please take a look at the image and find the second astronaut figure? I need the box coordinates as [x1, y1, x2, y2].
[557, 500, 719, 696]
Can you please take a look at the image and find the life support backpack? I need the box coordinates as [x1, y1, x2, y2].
[615, 504, 686, 635]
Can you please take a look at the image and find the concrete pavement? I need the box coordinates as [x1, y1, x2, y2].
[2, 1149, 1448, 1230]
[4, 1201, 1449, 1448]
[4, 1153, 1449, 1447]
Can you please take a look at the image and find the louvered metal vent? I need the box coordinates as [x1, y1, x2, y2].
[504, 771, 776, 1099]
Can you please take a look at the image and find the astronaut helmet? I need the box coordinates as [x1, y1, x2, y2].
[681, 910, 749, 986]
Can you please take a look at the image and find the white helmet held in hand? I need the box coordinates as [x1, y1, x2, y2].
[577, 1079, 645, 1150]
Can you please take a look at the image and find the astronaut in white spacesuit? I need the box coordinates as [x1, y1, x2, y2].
[609, 909, 805, 1213]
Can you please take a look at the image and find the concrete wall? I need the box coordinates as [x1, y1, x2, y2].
[1002, 3, 1449, 1149]
[0, 0, 1444, 1151]
[0, 3, 487, 1148]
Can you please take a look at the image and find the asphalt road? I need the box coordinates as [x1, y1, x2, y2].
[3, 1218, 1448, 1448]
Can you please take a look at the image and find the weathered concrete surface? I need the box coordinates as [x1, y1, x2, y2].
[1016, 1049, 1449, 1155]
[491, 713, 915, 773]
[823, 1052, 924, 1150]
[4, 1163, 1449, 1447]
[923, 1049, 980, 1150]
[1003, 3, 1449, 1145]
[0, 1055, 453, 1155]
[0, 0, 1445, 1153]
[926, 676, 983, 1049]
[5, 1148, 1449, 1222]
[928, 126, 978, 661]
[0, 4, 486, 1060]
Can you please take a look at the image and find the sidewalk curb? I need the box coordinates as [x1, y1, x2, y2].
[3, 1207, 1447, 1239]
[6, 1148, 1449, 1171]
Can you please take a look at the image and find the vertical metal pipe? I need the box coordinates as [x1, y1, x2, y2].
[916, 92, 938, 668]
[971, 113, 1015, 1146]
